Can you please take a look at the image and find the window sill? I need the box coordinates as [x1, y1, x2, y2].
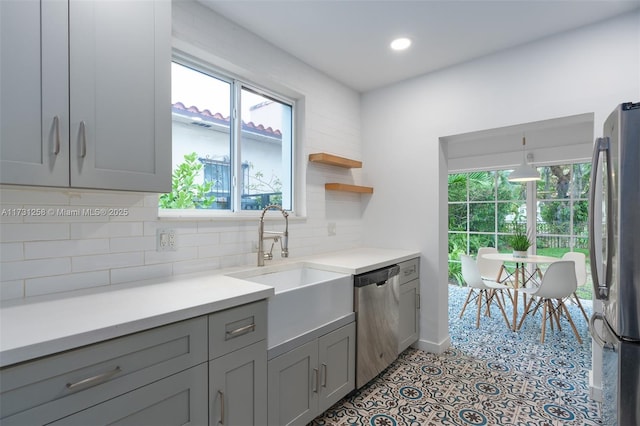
[157, 209, 306, 222]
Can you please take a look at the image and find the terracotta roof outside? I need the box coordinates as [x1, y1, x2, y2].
[172, 102, 282, 138]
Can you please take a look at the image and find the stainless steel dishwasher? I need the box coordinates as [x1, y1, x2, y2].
[354, 264, 400, 388]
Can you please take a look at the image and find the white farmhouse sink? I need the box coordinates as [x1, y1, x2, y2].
[227, 263, 352, 348]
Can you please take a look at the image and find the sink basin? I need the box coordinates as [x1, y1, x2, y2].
[227, 263, 353, 348]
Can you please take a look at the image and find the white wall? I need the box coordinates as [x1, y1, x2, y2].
[0, 0, 366, 300]
[361, 11, 640, 353]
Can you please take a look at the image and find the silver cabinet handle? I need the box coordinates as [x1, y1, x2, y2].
[66, 366, 121, 391]
[225, 323, 255, 339]
[217, 390, 225, 425]
[53, 116, 60, 155]
[79, 121, 87, 158]
[403, 266, 416, 276]
[321, 363, 327, 388]
[312, 368, 319, 393]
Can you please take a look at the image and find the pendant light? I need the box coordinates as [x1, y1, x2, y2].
[508, 136, 541, 182]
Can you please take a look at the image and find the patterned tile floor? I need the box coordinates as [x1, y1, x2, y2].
[310, 284, 601, 426]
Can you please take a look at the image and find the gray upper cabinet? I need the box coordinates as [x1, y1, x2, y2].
[0, 0, 171, 192]
[0, 0, 69, 187]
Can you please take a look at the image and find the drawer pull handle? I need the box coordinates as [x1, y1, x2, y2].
[225, 323, 255, 339]
[218, 390, 225, 425]
[66, 366, 121, 391]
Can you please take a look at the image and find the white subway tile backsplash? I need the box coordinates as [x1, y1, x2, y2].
[26, 271, 110, 297]
[108, 222, 144, 237]
[219, 253, 250, 269]
[0, 280, 24, 301]
[110, 263, 173, 285]
[176, 231, 219, 248]
[67, 190, 146, 207]
[72, 252, 144, 273]
[172, 258, 221, 276]
[0, 223, 69, 243]
[144, 247, 198, 265]
[1, 258, 72, 281]
[110, 236, 155, 253]
[0, 187, 70, 205]
[25, 239, 110, 260]
[197, 242, 245, 259]
[70, 223, 111, 239]
[1, 243, 23, 262]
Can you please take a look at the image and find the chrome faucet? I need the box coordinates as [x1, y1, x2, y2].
[258, 204, 289, 266]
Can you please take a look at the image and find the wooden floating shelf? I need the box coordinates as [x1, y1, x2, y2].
[325, 183, 373, 194]
[309, 153, 362, 168]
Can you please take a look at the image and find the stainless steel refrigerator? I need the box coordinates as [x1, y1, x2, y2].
[589, 101, 640, 426]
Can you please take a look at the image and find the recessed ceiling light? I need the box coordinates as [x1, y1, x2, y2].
[390, 37, 411, 51]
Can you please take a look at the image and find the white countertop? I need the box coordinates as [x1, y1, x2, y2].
[0, 247, 419, 368]
[301, 247, 419, 275]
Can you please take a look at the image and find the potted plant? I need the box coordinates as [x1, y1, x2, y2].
[508, 227, 532, 258]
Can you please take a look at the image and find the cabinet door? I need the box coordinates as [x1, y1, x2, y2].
[68, 0, 171, 192]
[318, 322, 355, 413]
[210, 341, 267, 426]
[49, 364, 208, 426]
[399, 278, 420, 353]
[0, 0, 69, 186]
[267, 339, 318, 426]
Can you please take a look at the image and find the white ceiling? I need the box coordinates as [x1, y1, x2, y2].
[198, 0, 639, 93]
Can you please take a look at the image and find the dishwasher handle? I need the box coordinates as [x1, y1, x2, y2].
[354, 265, 400, 287]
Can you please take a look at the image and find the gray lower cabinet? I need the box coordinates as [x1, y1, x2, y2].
[267, 322, 355, 426]
[398, 258, 420, 353]
[0, 300, 269, 426]
[208, 301, 268, 426]
[210, 341, 267, 426]
[0, 317, 208, 426]
[49, 364, 208, 426]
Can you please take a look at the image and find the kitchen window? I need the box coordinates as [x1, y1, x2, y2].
[160, 60, 294, 213]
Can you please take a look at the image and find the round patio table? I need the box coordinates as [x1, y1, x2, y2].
[481, 253, 559, 331]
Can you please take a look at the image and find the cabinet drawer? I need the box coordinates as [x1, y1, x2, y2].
[48, 364, 208, 426]
[398, 257, 420, 285]
[0, 317, 207, 423]
[209, 300, 267, 359]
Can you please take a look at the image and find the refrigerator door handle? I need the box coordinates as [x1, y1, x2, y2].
[588, 136, 614, 300]
[589, 312, 615, 350]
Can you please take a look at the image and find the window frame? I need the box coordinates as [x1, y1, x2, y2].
[160, 53, 297, 218]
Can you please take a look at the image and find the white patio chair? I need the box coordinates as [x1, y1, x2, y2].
[459, 255, 512, 329]
[477, 247, 509, 283]
[517, 260, 582, 344]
